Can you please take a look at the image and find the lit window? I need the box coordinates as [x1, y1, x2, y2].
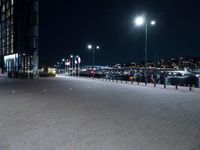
[11, 17, 14, 24]
[32, 25, 38, 36]
[2, 14, 5, 21]
[6, 9, 10, 18]
[2, 4, 5, 12]
[33, 1, 39, 12]
[6, 1, 9, 9]
[11, 7, 13, 15]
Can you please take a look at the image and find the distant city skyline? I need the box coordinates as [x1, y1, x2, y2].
[120, 56, 200, 69]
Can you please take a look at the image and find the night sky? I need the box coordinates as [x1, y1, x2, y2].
[40, 0, 200, 66]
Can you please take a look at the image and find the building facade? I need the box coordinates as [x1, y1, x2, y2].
[0, 0, 39, 78]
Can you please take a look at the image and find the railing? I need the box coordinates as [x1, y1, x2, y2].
[86, 76, 199, 92]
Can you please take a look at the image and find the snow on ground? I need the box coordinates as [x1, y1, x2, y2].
[0, 77, 200, 150]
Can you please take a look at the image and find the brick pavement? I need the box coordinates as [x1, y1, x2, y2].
[0, 77, 200, 150]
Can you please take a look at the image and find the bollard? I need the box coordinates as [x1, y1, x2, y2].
[189, 84, 192, 91]
[154, 79, 156, 87]
[138, 81, 139, 85]
[175, 84, 178, 90]
[163, 75, 166, 88]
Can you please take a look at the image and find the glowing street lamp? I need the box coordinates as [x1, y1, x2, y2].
[134, 15, 156, 86]
[65, 59, 70, 75]
[87, 44, 100, 78]
[88, 44, 92, 50]
[70, 55, 74, 76]
[75, 55, 81, 77]
[87, 44, 100, 67]
[151, 20, 156, 25]
[61, 58, 66, 73]
[135, 16, 145, 26]
[96, 46, 100, 50]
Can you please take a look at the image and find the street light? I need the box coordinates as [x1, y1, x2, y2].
[78, 56, 81, 77]
[87, 44, 100, 67]
[74, 59, 77, 76]
[70, 55, 74, 76]
[96, 46, 100, 50]
[88, 45, 92, 50]
[151, 20, 156, 25]
[134, 15, 156, 86]
[135, 16, 145, 26]
[62, 59, 66, 74]
[65, 59, 70, 75]
[87, 44, 100, 78]
[76, 55, 81, 77]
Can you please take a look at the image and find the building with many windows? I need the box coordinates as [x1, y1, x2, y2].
[0, 0, 39, 78]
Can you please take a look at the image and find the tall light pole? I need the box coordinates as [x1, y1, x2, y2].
[87, 44, 100, 78]
[57, 62, 60, 74]
[70, 55, 74, 76]
[62, 59, 66, 74]
[76, 55, 81, 77]
[65, 59, 70, 75]
[134, 16, 156, 86]
[74, 59, 77, 76]
[87, 44, 100, 67]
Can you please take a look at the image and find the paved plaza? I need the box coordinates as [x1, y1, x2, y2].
[0, 76, 200, 150]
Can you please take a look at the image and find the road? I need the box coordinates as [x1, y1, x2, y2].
[0, 76, 200, 150]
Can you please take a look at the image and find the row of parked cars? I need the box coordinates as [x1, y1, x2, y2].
[80, 69, 200, 88]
